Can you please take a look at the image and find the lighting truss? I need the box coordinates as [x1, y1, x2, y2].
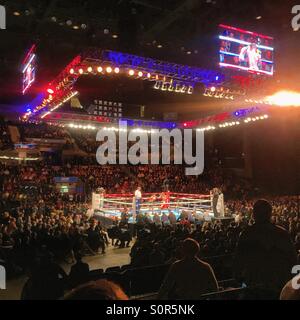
[24, 49, 224, 120]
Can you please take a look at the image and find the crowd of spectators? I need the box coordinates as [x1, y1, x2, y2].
[19, 122, 69, 140]
[0, 161, 254, 209]
[0, 121, 299, 300]
[1, 170, 299, 299]
[130, 196, 300, 266]
[0, 117, 12, 150]
[69, 130, 99, 154]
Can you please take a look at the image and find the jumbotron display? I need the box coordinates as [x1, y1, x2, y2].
[22, 44, 37, 94]
[219, 24, 274, 76]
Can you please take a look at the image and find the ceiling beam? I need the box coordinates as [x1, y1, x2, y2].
[131, 0, 165, 11]
[142, 0, 200, 40]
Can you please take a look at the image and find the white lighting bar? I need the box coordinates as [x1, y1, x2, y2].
[0, 155, 40, 161]
[22, 54, 36, 73]
[68, 123, 97, 130]
[198, 115, 268, 131]
[22, 75, 36, 94]
[219, 51, 273, 64]
[219, 62, 273, 76]
[102, 127, 159, 134]
[219, 35, 274, 51]
[41, 111, 51, 119]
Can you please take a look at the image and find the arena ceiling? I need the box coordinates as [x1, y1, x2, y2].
[0, 0, 299, 118]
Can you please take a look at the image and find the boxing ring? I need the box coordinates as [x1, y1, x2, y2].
[92, 192, 214, 223]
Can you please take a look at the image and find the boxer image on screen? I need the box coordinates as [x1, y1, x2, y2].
[239, 42, 261, 71]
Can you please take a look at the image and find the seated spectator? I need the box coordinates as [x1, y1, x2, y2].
[68, 253, 90, 289]
[235, 212, 243, 223]
[235, 199, 297, 299]
[21, 254, 67, 300]
[87, 223, 105, 254]
[168, 211, 177, 225]
[149, 243, 165, 265]
[117, 225, 132, 248]
[64, 279, 128, 300]
[158, 238, 218, 299]
[161, 213, 169, 225]
[166, 246, 182, 264]
[153, 213, 162, 226]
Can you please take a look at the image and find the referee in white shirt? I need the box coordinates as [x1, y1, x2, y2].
[134, 186, 142, 214]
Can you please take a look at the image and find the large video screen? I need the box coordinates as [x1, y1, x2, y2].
[219, 24, 274, 76]
[22, 44, 36, 94]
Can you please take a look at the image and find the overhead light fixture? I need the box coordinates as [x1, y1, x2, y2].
[157, 44, 162, 48]
[128, 69, 135, 76]
[187, 86, 194, 94]
[265, 90, 300, 106]
[256, 16, 262, 20]
[175, 84, 181, 92]
[13, 11, 21, 16]
[114, 67, 120, 73]
[154, 81, 160, 89]
[73, 25, 79, 30]
[112, 34, 118, 38]
[97, 66, 103, 73]
[87, 66, 93, 72]
[106, 66, 112, 73]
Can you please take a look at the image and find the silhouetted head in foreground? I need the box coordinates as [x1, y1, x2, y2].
[64, 280, 128, 300]
[253, 199, 272, 224]
[182, 238, 200, 258]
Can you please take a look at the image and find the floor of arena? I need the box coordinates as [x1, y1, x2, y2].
[0, 245, 132, 300]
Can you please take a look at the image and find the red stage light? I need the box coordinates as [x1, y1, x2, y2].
[69, 68, 74, 74]
[183, 123, 187, 127]
[47, 88, 54, 94]
[219, 24, 273, 40]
